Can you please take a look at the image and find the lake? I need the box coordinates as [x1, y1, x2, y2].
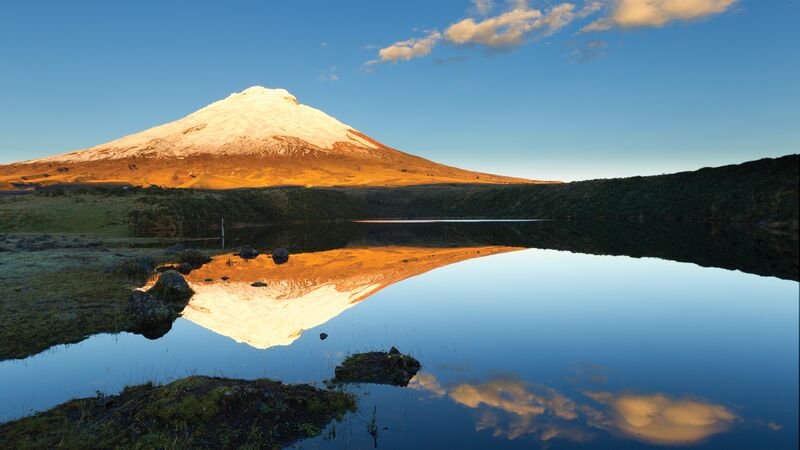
[1, 221, 797, 449]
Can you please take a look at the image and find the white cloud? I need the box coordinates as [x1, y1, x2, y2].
[367, 0, 736, 64]
[583, 0, 737, 31]
[444, 1, 598, 47]
[368, 30, 442, 64]
[445, 3, 544, 47]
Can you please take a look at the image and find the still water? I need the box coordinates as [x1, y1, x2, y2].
[1, 222, 797, 449]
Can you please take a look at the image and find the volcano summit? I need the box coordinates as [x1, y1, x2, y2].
[0, 86, 543, 189]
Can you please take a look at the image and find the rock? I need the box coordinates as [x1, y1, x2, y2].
[238, 246, 260, 260]
[148, 270, 194, 303]
[127, 291, 173, 324]
[251, 281, 268, 287]
[333, 349, 421, 387]
[319, 333, 328, 340]
[272, 248, 289, 265]
[84, 239, 103, 248]
[108, 256, 156, 280]
[177, 250, 212, 269]
[177, 262, 193, 275]
[221, 276, 230, 281]
[164, 243, 187, 254]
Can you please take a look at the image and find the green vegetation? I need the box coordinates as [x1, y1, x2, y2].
[0, 191, 143, 237]
[0, 375, 356, 449]
[333, 348, 422, 386]
[128, 154, 800, 236]
[356, 154, 799, 228]
[0, 236, 219, 360]
[0, 241, 168, 360]
[1, 155, 796, 237]
[0, 268, 135, 360]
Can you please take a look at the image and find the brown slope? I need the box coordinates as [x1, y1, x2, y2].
[0, 134, 549, 189]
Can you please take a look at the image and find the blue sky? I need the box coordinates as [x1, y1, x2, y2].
[0, 0, 797, 181]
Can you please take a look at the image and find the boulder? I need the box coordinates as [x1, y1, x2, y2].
[177, 250, 212, 269]
[148, 270, 194, 303]
[127, 291, 173, 324]
[272, 248, 289, 265]
[177, 262, 193, 275]
[108, 256, 156, 280]
[238, 246, 260, 260]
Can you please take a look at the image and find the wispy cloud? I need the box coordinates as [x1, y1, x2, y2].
[367, 30, 442, 64]
[445, 3, 544, 47]
[367, 0, 737, 65]
[434, 55, 470, 65]
[568, 39, 609, 63]
[471, 0, 496, 16]
[318, 66, 338, 82]
[582, 0, 738, 31]
[369, 1, 603, 64]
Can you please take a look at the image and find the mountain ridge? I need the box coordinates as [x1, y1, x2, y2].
[0, 86, 551, 189]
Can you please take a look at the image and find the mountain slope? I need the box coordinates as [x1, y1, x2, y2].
[0, 86, 547, 189]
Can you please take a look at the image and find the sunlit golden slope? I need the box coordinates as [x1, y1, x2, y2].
[171, 246, 522, 348]
[0, 86, 551, 189]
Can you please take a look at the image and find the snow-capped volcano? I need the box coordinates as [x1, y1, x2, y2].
[1, 86, 547, 189]
[33, 86, 378, 163]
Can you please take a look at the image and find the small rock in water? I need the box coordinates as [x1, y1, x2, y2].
[333, 348, 421, 387]
[84, 239, 103, 248]
[319, 333, 328, 340]
[164, 243, 186, 254]
[178, 249, 212, 269]
[238, 246, 260, 260]
[272, 248, 289, 265]
[177, 262, 193, 275]
[251, 281, 268, 287]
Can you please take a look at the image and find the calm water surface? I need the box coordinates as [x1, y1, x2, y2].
[1, 222, 797, 449]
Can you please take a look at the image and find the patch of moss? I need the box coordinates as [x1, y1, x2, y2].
[0, 268, 137, 360]
[0, 376, 357, 450]
[333, 348, 421, 386]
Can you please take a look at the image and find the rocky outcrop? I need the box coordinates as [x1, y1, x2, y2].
[127, 270, 194, 338]
[333, 348, 421, 386]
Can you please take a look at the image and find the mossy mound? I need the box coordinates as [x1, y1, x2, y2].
[0, 375, 356, 449]
[333, 348, 421, 386]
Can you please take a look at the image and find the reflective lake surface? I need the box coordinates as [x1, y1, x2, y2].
[1, 221, 798, 449]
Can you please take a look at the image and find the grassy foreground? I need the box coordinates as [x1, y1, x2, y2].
[0, 375, 356, 449]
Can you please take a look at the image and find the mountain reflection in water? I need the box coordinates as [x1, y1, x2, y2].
[180, 246, 521, 348]
[1, 220, 795, 449]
